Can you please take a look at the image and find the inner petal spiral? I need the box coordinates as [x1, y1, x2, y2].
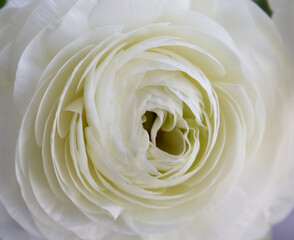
[142, 110, 185, 155]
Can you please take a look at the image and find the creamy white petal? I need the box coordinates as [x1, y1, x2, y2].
[0, 44, 43, 237]
[89, 0, 190, 31]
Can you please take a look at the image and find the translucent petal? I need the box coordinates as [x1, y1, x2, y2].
[0, 201, 43, 240]
[0, 45, 42, 237]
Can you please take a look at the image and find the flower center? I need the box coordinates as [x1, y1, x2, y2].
[142, 111, 157, 140]
[142, 110, 185, 155]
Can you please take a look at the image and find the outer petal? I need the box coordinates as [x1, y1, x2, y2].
[0, 4, 43, 237]
[189, 0, 294, 239]
[5, 0, 35, 8]
[0, 201, 43, 240]
[12, 0, 80, 115]
[89, 0, 190, 31]
[269, 0, 294, 63]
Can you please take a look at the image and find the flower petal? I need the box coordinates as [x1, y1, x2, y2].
[89, 0, 190, 31]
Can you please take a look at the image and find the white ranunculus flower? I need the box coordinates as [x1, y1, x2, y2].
[0, 0, 293, 239]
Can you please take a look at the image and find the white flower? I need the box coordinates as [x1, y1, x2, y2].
[0, 0, 293, 240]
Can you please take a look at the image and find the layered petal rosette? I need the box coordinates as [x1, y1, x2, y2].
[0, 0, 293, 240]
